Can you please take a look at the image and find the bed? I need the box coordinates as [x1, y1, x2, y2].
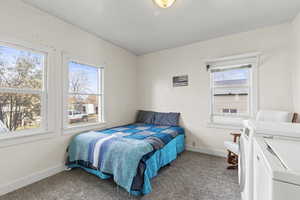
[66, 111, 185, 195]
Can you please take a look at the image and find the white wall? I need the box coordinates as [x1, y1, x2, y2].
[292, 13, 300, 118]
[137, 23, 294, 155]
[0, 0, 137, 194]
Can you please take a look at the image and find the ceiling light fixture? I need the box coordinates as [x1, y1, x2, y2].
[153, 0, 176, 8]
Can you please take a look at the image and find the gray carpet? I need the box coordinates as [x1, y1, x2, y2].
[0, 151, 240, 200]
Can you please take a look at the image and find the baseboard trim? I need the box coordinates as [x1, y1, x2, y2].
[186, 145, 227, 158]
[0, 164, 65, 196]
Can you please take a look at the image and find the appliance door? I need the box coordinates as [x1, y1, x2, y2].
[239, 131, 247, 191]
[239, 127, 252, 200]
[253, 140, 272, 200]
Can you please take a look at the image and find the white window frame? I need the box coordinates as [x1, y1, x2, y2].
[62, 54, 105, 134]
[0, 39, 54, 141]
[207, 52, 260, 129]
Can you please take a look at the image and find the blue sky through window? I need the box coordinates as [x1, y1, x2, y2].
[0, 45, 43, 69]
[213, 68, 249, 82]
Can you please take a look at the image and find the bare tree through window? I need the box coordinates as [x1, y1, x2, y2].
[67, 61, 102, 126]
[0, 46, 45, 133]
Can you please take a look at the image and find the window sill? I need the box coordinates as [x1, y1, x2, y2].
[63, 122, 107, 135]
[0, 130, 54, 148]
[207, 122, 243, 130]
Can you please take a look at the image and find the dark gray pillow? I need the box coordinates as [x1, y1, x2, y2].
[136, 110, 155, 124]
[153, 112, 180, 126]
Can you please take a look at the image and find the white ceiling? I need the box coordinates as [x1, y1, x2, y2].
[23, 0, 300, 55]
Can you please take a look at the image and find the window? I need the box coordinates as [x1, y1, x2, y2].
[64, 60, 104, 128]
[208, 53, 259, 127]
[0, 45, 47, 135]
[212, 66, 250, 116]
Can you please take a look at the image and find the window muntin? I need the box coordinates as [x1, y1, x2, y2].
[0, 45, 46, 134]
[67, 61, 103, 127]
[211, 66, 251, 119]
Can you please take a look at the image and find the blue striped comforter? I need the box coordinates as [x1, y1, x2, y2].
[67, 123, 184, 193]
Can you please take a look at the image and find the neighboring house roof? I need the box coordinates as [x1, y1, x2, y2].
[214, 87, 249, 95]
[68, 95, 97, 104]
[0, 119, 9, 134]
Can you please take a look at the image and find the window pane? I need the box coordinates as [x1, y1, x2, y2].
[69, 61, 99, 94]
[213, 93, 249, 116]
[67, 94, 101, 126]
[0, 93, 41, 134]
[212, 67, 250, 116]
[0, 46, 44, 89]
[213, 68, 249, 87]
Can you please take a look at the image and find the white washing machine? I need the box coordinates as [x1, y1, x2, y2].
[253, 136, 300, 200]
[239, 120, 300, 200]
